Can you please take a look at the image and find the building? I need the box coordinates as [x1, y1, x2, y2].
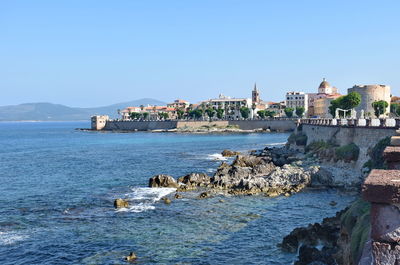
[167, 99, 190, 110]
[285, 92, 308, 116]
[348, 84, 391, 117]
[307, 78, 340, 117]
[314, 94, 342, 118]
[91, 115, 109, 130]
[318, 78, 338, 94]
[252, 83, 260, 104]
[200, 94, 252, 119]
[120, 107, 142, 120]
[120, 105, 177, 120]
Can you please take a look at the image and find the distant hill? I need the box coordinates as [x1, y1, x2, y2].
[0, 98, 167, 121]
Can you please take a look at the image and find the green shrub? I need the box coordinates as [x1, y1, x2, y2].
[340, 199, 370, 264]
[305, 140, 335, 153]
[335, 143, 360, 162]
[364, 137, 390, 170]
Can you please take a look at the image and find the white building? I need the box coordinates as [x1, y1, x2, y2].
[285, 92, 308, 116]
[200, 94, 252, 119]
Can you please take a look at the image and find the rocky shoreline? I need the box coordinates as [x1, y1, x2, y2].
[118, 143, 364, 264]
[147, 144, 362, 198]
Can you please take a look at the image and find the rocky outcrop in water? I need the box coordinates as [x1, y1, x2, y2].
[114, 198, 129, 208]
[148, 146, 324, 197]
[177, 173, 211, 190]
[125, 252, 137, 262]
[221, 149, 241, 157]
[149, 174, 179, 188]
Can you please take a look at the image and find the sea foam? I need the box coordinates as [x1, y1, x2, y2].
[207, 153, 227, 161]
[0, 231, 28, 245]
[116, 187, 176, 213]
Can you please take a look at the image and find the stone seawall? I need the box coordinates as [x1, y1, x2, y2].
[176, 121, 228, 128]
[102, 119, 297, 132]
[104, 120, 178, 131]
[229, 119, 297, 131]
[301, 124, 397, 169]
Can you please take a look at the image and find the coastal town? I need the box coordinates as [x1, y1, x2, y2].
[91, 78, 397, 132]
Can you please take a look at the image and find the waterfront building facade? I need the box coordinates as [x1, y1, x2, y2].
[285, 92, 308, 116]
[314, 94, 342, 118]
[200, 94, 252, 119]
[348, 84, 391, 117]
[167, 99, 190, 110]
[307, 79, 340, 117]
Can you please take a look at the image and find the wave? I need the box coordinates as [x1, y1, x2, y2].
[265, 142, 287, 146]
[0, 231, 28, 245]
[116, 187, 176, 213]
[207, 153, 227, 161]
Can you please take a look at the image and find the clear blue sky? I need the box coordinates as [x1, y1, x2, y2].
[1, 0, 399, 107]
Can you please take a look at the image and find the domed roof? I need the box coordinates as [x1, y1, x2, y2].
[319, 78, 331, 89]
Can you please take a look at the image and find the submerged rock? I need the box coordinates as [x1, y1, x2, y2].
[198, 191, 211, 199]
[114, 198, 129, 209]
[174, 193, 182, 199]
[161, 197, 171, 204]
[125, 252, 137, 262]
[149, 174, 179, 188]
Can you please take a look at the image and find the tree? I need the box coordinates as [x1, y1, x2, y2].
[342, 92, 361, 110]
[189, 109, 203, 120]
[158, 112, 169, 120]
[129, 112, 141, 120]
[240, 107, 250, 119]
[329, 92, 361, 117]
[177, 109, 185, 120]
[142, 112, 149, 120]
[216, 108, 224, 119]
[205, 108, 216, 120]
[295, 107, 305, 118]
[257, 110, 266, 119]
[372, 100, 389, 117]
[390, 103, 400, 116]
[265, 110, 275, 118]
[284, 108, 294, 118]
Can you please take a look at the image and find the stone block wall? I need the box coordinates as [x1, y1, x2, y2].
[301, 124, 397, 170]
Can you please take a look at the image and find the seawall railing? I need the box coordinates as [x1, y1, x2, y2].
[300, 118, 400, 128]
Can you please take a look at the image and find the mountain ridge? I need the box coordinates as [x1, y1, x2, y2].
[0, 98, 167, 121]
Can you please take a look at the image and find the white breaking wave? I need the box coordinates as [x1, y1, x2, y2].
[0, 231, 28, 245]
[265, 142, 287, 146]
[207, 153, 227, 161]
[116, 187, 176, 213]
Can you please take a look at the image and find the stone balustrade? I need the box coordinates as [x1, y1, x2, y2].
[300, 118, 400, 128]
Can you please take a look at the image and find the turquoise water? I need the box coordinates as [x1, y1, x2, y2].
[0, 122, 355, 264]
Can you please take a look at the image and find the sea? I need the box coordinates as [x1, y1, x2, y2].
[0, 122, 356, 265]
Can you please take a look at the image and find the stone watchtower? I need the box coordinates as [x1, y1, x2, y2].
[91, 115, 109, 130]
[252, 83, 260, 104]
[348, 84, 391, 117]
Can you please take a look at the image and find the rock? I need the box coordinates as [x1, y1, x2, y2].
[161, 197, 171, 204]
[177, 173, 210, 187]
[125, 252, 137, 262]
[221, 149, 241, 157]
[114, 198, 129, 209]
[149, 174, 179, 188]
[174, 193, 182, 199]
[311, 167, 334, 187]
[198, 192, 211, 199]
[329, 201, 337, 206]
[219, 199, 225, 203]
